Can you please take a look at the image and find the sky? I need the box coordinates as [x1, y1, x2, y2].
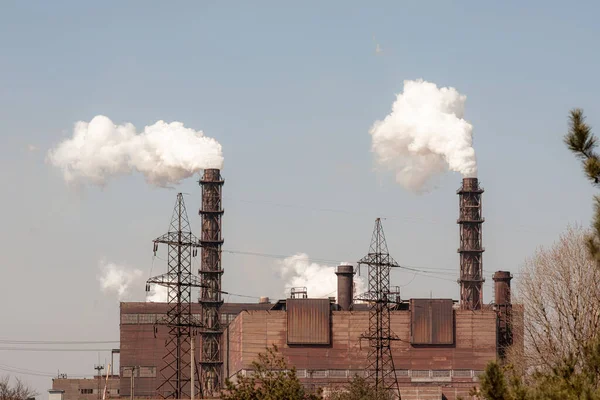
[1, 1, 600, 397]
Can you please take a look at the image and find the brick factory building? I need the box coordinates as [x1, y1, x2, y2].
[119, 269, 519, 400]
[119, 302, 273, 398]
[50, 376, 120, 400]
[114, 175, 521, 400]
[224, 299, 497, 399]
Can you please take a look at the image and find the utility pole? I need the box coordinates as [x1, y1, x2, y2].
[126, 367, 137, 400]
[102, 364, 111, 400]
[94, 365, 104, 400]
[191, 336, 195, 400]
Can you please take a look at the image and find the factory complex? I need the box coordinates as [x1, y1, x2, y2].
[50, 170, 520, 400]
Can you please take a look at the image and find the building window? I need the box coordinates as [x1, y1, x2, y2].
[138, 314, 156, 324]
[139, 366, 157, 378]
[122, 313, 171, 324]
[219, 313, 237, 325]
[79, 389, 94, 394]
[121, 314, 138, 324]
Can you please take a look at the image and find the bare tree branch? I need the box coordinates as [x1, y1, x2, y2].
[514, 225, 600, 372]
[0, 375, 37, 400]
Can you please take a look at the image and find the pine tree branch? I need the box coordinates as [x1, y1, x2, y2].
[564, 109, 600, 263]
[565, 109, 597, 157]
[564, 108, 600, 184]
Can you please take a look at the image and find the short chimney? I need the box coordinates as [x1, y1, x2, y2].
[493, 271, 512, 305]
[493, 270, 513, 359]
[258, 296, 270, 304]
[335, 264, 355, 310]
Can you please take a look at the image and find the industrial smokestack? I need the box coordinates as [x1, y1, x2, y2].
[457, 177, 484, 310]
[279, 254, 366, 300]
[335, 264, 355, 311]
[198, 168, 224, 395]
[493, 271, 513, 359]
[493, 271, 512, 305]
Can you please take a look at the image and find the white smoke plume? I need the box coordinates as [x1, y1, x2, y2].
[370, 79, 477, 192]
[48, 115, 223, 187]
[279, 253, 366, 299]
[145, 284, 168, 303]
[98, 261, 143, 300]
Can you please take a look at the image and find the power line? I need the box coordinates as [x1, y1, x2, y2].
[153, 246, 516, 302]
[224, 196, 554, 234]
[222, 249, 340, 265]
[155, 242, 520, 283]
[222, 249, 520, 278]
[0, 340, 119, 345]
[220, 291, 260, 300]
[0, 363, 89, 378]
[0, 348, 113, 352]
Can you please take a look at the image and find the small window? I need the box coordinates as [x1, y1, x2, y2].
[121, 314, 138, 324]
[79, 389, 93, 394]
[139, 366, 157, 378]
[138, 314, 156, 324]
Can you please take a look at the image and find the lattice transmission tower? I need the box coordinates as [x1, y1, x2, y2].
[357, 218, 401, 399]
[146, 193, 203, 399]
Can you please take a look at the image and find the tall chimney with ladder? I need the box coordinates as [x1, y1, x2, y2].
[457, 177, 485, 310]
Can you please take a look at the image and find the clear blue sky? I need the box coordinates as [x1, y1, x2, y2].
[1, 1, 599, 397]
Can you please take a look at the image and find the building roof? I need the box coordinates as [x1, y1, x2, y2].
[120, 302, 275, 313]
[119, 299, 415, 314]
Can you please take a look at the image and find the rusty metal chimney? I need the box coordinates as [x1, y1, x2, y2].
[493, 271, 512, 306]
[493, 271, 513, 359]
[457, 177, 485, 310]
[198, 168, 224, 396]
[335, 264, 354, 311]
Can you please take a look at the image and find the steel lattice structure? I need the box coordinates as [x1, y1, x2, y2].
[146, 193, 204, 399]
[457, 177, 485, 310]
[357, 218, 400, 399]
[198, 169, 224, 397]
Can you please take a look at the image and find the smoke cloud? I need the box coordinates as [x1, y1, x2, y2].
[48, 115, 223, 187]
[279, 253, 366, 299]
[370, 79, 477, 192]
[98, 261, 143, 300]
[145, 284, 168, 303]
